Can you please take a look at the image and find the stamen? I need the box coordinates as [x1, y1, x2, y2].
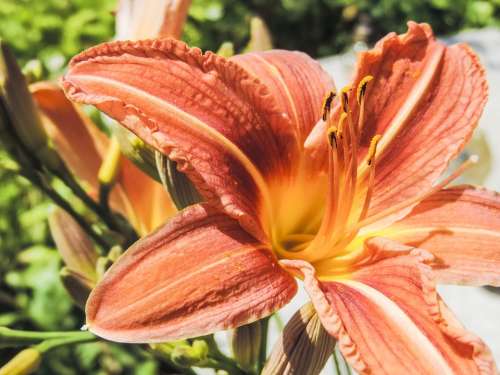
[331, 109, 357, 242]
[340, 86, 350, 114]
[356, 75, 374, 105]
[356, 75, 373, 134]
[353, 154, 479, 231]
[367, 134, 381, 166]
[322, 90, 336, 121]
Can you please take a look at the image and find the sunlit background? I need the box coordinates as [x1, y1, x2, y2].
[1, 0, 499, 373]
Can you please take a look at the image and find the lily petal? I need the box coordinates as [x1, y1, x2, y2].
[86, 203, 297, 343]
[281, 254, 496, 375]
[385, 186, 500, 286]
[116, 0, 191, 40]
[31, 81, 108, 190]
[62, 39, 297, 240]
[307, 22, 487, 227]
[231, 50, 334, 150]
[31, 82, 174, 233]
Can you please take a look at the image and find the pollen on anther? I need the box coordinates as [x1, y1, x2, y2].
[367, 134, 382, 166]
[322, 90, 336, 121]
[327, 126, 338, 147]
[356, 75, 374, 105]
[340, 86, 350, 113]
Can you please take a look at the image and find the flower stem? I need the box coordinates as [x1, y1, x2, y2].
[28, 172, 110, 249]
[0, 327, 95, 348]
[35, 333, 97, 353]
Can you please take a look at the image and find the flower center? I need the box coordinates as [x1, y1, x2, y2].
[272, 75, 477, 276]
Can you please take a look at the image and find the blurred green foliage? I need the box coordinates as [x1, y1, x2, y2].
[1, 0, 499, 77]
[0, 0, 499, 373]
[185, 0, 500, 57]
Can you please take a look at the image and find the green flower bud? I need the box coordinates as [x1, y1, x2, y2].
[48, 208, 98, 282]
[0, 348, 41, 375]
[263, 303, 336, 375]
[155, 152, 201, 210]
[231, 321, 262, 372]
[217, 42, 235, 58]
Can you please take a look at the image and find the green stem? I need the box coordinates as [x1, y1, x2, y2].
[0, 327, 95, 348]
[257, 317, 269, 374]
[201, 335, 247, 375]
[53, 168, 138, 246]
[35, 333, 97, 353]
[28, 172, 109, 249]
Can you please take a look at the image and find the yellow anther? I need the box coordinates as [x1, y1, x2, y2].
[367, 134, 382, 166]
[337, 112, 347, 139]
[326, 126, 338, 147]
[340, 86, 350, 113]
[322, 89, 336, 121]
[356, 75, 374, 104]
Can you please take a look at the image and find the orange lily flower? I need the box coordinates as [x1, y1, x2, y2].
[62, 22, 499, 374]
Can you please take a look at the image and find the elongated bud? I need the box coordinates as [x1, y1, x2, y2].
[263, 303, 336, 375]
[245, 17, 273, 52]
[0, 40, 64, 172]
[217, 42, 235, 58]
[109, 122, 161, 182]
[60, 267, 94, 308]
[48, 208, 98, 282]
[155, 152, 201, 210]
[0, 348, 41, 375]
[231, 321, 262, 372]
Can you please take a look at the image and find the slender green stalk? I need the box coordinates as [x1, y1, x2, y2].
[0, 327, 95, 348]
[28, 172, 109, 249]
[256, 317, 269, 374]
[35, 333, 97, 353]
[201, 335, 247, 375]
[52, 167, 138, 246]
